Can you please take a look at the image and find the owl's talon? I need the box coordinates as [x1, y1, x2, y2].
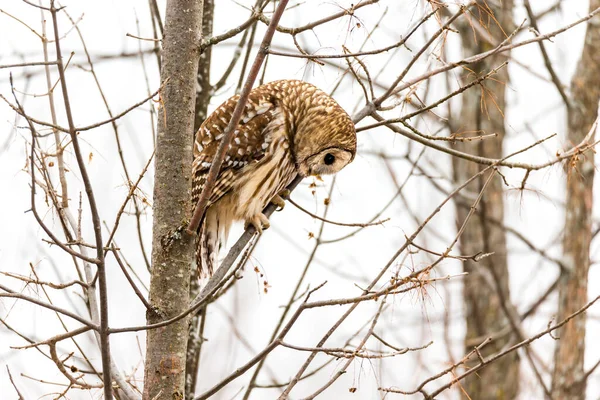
[245, 213, 270, 233]
[270, 195, 286, 211]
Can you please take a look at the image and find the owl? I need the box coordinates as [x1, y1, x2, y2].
[192, 80, 357, 277]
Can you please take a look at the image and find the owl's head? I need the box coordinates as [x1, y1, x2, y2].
[295, 121, 356, 177]
[283, 82, 356, 177]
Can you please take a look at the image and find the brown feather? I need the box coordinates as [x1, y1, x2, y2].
[191, 80, 356, 277]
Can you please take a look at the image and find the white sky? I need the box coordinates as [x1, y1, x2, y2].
[1, 0, 599, 398]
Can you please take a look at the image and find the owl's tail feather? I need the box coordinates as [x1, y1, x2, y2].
[197, 208, 219, 279]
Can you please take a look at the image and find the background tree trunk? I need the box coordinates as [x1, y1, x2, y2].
[186, 1, 214, 397]
[193, 0, 214, 135]
[453, 2, 519, 399]
[143, 1, 203, 399]
[552, 0, 600, 398]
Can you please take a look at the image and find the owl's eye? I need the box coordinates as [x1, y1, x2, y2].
[324, 153, 335, 165]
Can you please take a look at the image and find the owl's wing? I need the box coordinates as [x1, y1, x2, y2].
[191, 91, 282, 211]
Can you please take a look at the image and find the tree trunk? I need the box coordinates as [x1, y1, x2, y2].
[453, 2, 519, 399]
[551, 1, 600, 398]
[193, 0, 214, 134]
[143, 1, 203, 399]
[186, 1, 214, 397]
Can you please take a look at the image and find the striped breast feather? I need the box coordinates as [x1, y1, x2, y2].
[191, 91, 281, 211]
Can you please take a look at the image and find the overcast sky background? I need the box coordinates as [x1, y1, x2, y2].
[1, 0, 599, 398]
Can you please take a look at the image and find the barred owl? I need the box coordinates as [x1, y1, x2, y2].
[192, 80, 356, 277]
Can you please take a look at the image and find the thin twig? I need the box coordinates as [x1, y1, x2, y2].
[48, 2, 112, 397]
[0, 284, 97, 329]
[523, 0, 570, 108]
[288, 197, 389, 228]
[6, 366, 25, 400]
[0, 60, 57, 69]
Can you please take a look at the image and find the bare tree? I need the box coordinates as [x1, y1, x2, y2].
[552, 0, 600, 398]
[452, 2, 519, 398]
[1, 1, 600, 399]
[143, 0, 203, 398]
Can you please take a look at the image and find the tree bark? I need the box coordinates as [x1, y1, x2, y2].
[186, 1, 214, 397]
[193, 0, 214, 134]
[143, 1, 203, 399]
[551, 1, 600, 398]
[453, 2, 519, 399]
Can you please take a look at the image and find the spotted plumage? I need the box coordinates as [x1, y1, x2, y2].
[192, 80, 356, 277]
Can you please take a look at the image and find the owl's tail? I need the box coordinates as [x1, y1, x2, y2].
[196, 208, 219, 278]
